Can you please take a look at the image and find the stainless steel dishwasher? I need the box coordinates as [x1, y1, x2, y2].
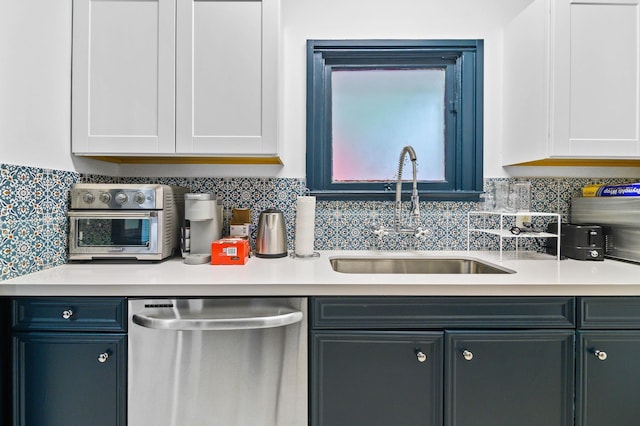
[128, 298, 307, 426]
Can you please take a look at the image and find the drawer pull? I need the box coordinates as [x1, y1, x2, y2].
[594, 350, 608, 361]
[97, 352, 109, 363]
[415, 349, 427, 363]
[462, 350, 474, 361]
[62, 310, 73, 320]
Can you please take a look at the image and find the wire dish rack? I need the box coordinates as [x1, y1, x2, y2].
[467, 211, 561, 261]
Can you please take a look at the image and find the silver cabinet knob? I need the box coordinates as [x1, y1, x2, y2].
[415, 350, 427, 363]
[98, 353, 109, 363]
[62, 310, 73, 319]
[462, 350, 474, 361]
[594, 350, 608, 361]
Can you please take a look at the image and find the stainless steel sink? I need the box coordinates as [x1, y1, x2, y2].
[329, 257, 515, 274]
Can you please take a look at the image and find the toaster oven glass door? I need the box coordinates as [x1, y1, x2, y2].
[68, 211, 159, 255]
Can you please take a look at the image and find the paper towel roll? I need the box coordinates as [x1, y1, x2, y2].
[295, 196, 316, 256]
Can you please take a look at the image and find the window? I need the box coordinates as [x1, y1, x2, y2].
[306, 40, 484, 201]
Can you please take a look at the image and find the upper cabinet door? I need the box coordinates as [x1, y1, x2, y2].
[72, 0, 176, 154]
[552, 0, 640, 157]
[175, 0, 279, 156]
[503, 0, 640, 165]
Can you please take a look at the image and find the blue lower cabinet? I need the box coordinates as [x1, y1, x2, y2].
[445, 331, 575, 426]
[0, 300, 9, 426]
[311, 331, 443, 426]
[311, 297, 579, 426]
[9, 297, 127, 426]
[576, 331, 640, 426]
[12, 332, 126, 426]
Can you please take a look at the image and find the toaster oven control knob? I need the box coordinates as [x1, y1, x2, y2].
[98, 192, 111, 204]
[590, 250, 600, 258]
[134, 191, 146, 205]
[82, 192, 95, 204]
[115, 192, 128, 205]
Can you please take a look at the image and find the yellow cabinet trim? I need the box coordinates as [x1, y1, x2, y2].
[84, 155, 283, 165]
[507, 158, 640, 167]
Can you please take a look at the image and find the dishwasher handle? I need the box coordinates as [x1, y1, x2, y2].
[132, 309, 303, 331]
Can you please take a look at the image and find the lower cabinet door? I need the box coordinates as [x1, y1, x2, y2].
[12, 332, 126, 426]
[1, 300, 8, 426]
[311, 331, 443, 426]
[445, 330, 575, 426]
[577, 331, 640, 426]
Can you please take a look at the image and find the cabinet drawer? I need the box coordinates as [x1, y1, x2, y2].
[11, 298, 126, 332]
[579, 297, 640, 329]
[311, 297, 576, 329]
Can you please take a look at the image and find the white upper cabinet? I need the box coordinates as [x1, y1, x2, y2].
[176, 0, 278, 156]
[503, 0, 640, 165]
[72, 0, 280, 161]
[72, 0, 176, 154]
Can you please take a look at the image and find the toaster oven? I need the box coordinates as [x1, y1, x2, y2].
[68, 184, 189, 261]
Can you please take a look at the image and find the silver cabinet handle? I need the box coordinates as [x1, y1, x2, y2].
[462, 350, 474, 361]
[62, 310, 73, 319]
[594, 350, 608, 361]
[97, 352, 109, 363]
[415, 350, 427, 363]
[132, 309, 303, 331]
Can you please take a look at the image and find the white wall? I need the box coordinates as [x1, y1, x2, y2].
[2, 0, 637, 178]
[277, 0, 528, 180]
[122, 0, 533, 178]
[0, 0, 116, 175]
[274, 0, 640, 179]
[0, 0, 73, 170]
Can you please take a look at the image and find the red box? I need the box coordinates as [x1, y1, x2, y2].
[211, 238, 250, 265]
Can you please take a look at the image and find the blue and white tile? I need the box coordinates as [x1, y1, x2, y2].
[0, 219, 41, 280]
[530, 178, 558, 213]
[1, 173, 626, 268]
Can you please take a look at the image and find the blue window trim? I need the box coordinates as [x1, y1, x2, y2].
[306, 39, 484, 201]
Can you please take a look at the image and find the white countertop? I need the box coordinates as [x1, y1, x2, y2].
[2, 250, 640, 297]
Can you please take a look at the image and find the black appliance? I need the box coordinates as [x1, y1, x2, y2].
[546, 223, 604, 261]
[571, 197, 640, 264]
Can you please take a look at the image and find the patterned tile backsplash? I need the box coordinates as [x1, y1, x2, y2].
[0, 162, 635, 280]
[1, 163, 80, 280]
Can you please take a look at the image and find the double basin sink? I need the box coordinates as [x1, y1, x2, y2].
[330, 256, 514, 274]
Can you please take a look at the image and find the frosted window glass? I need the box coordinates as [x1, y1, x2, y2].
[331, 69, 446, 182]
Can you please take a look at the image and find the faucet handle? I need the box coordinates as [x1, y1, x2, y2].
[372, 224, 389, 239]
[414, 226, 430, 238]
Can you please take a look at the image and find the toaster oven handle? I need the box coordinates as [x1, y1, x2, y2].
[132, 309, 303, 331]
[68, 211, 157, 218]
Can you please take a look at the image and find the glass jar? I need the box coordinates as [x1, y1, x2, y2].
[511, 181, 531, 212]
